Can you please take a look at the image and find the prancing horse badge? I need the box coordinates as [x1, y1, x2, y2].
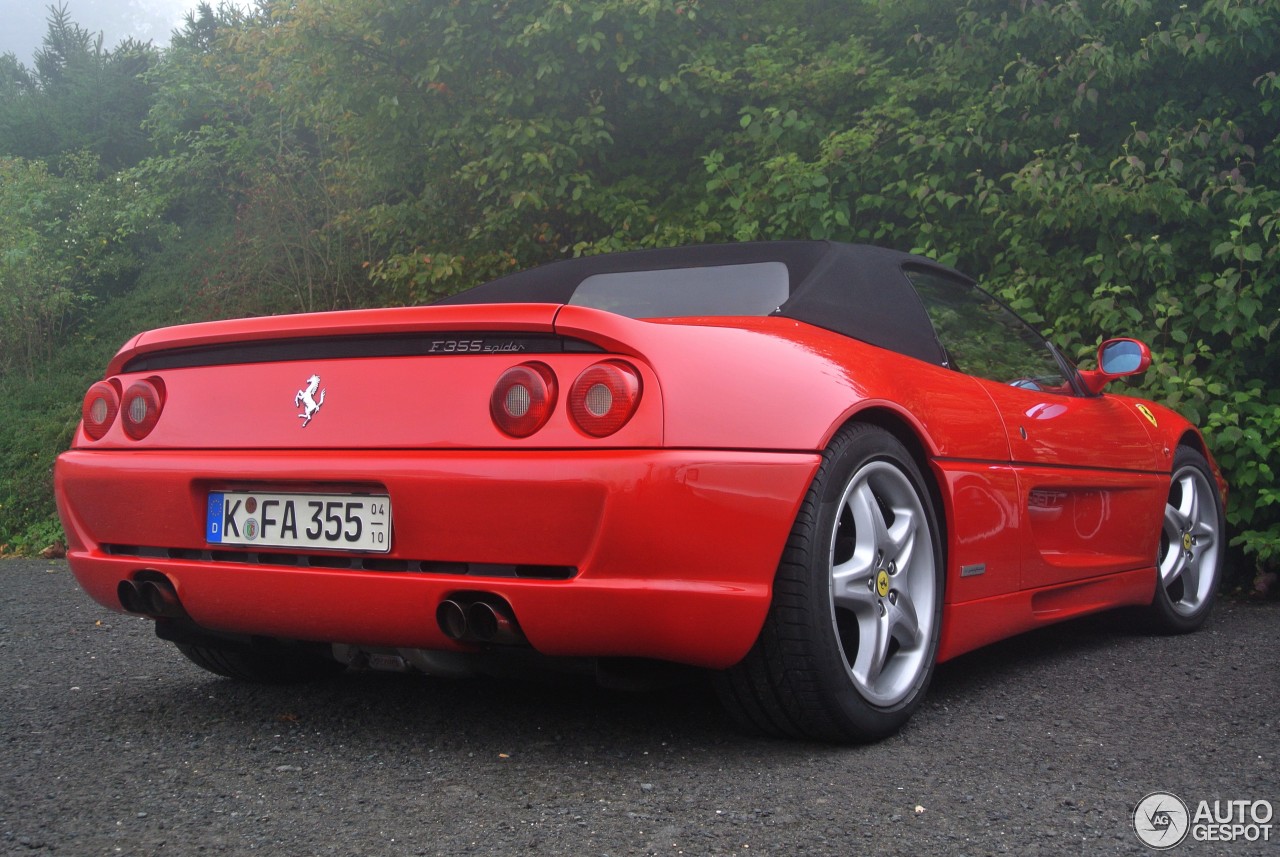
[294, 374, 326, 427]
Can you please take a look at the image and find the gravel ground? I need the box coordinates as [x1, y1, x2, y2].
[0, 559, 1275, 856]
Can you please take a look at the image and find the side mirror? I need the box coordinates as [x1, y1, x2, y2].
[1079, 338, 1151, 395]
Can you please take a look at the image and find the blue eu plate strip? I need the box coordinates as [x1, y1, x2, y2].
[206, 492, 225, 543]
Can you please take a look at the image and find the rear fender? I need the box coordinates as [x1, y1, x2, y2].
[553, 307, 1005, 459]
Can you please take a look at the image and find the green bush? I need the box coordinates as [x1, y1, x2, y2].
[0, 244, 199, 554]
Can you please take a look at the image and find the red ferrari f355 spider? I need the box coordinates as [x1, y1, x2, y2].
[55, 241, 1226, 742]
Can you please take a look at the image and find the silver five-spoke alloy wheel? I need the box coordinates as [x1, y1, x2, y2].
[1158, 461, 1220, 617]
[1147, 446, 1223, 634]
[829, 459, 937, 707]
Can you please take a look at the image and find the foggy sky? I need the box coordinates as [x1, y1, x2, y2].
[1, 0, 201, 64]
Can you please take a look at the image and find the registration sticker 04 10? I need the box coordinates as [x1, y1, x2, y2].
[206, 491, 391, 553]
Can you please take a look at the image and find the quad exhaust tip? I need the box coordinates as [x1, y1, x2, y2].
[436, 595, 525, 646]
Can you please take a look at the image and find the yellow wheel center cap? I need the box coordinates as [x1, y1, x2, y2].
[876, 569, 891, 598]
[1182, 533, 1193, 551]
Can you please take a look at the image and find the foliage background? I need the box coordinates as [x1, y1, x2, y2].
[1, 0, 1276, 581]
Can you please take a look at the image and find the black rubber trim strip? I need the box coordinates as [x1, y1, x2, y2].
[101, 544, 577, 579]
[121, 333, 603, 372]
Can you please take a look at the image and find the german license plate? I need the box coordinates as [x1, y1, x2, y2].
[206, 491, 392, 553]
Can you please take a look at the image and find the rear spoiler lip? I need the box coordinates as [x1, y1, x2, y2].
[106, 303, 564, 376]
[105, 301, 739, 377]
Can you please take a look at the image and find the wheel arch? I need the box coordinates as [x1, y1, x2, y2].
[1176, 428, 1208, 459]
[1173, 428, 1228, 505]
[830, 407, 949, 570]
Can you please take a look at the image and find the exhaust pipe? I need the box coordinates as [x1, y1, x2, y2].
[138, 578, 185, 618]
[465, 600, 523, 645]
[436, 599, 469, 641]
[118, 574, 187, 619]
[117, 579, 145, 613]
[436, 595, 526, 646]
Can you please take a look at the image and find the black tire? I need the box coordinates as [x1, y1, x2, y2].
[175, 640, 346, 684]
[717, 423, 944, 743]
[1148, 446, 1225, 633]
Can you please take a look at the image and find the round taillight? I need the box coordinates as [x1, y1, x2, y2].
[490, 362, 557, 438]
[81, 381, 120, 441]
[569, 361, 642, 437]
[121, 379, 164, 440]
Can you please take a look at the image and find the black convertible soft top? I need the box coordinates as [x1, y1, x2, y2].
[436, 241, 970, 365]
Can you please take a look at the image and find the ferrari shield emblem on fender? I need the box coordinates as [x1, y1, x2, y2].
[294, 374, 326, 427]
[1136, 404, 1158, 427]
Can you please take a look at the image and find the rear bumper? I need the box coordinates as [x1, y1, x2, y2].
[55, 448, 819, 668]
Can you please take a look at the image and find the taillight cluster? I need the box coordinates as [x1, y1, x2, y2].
[490, 360, 642, 439]
[80, 378, 165, 441]
[490, 363, 558, 438]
